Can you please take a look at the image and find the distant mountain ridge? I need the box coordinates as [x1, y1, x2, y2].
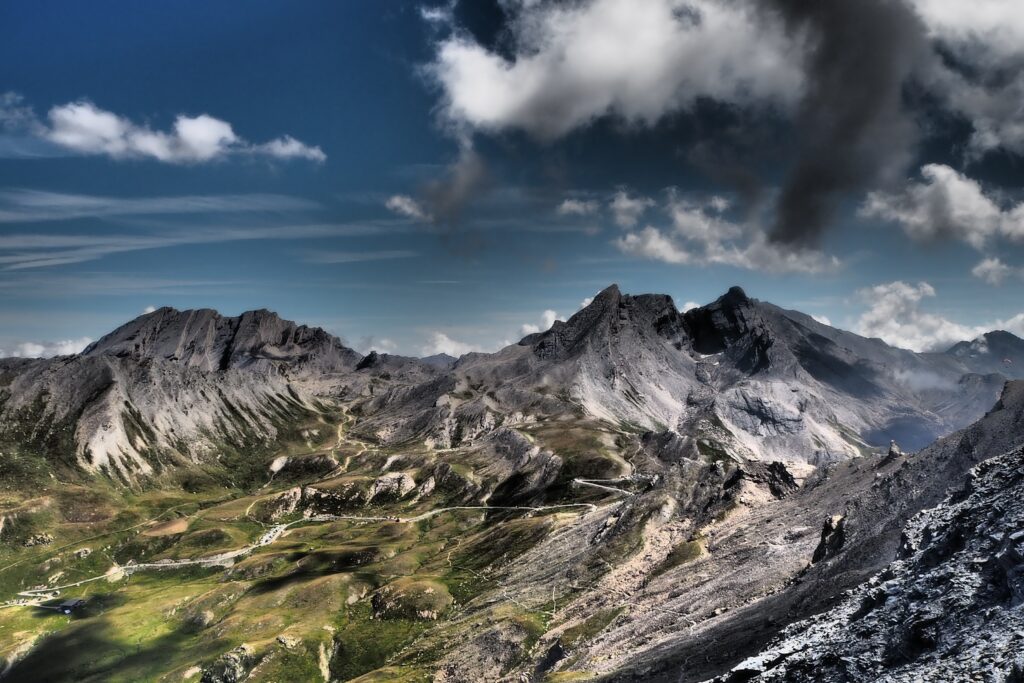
[1, 285, 1022, 481]
[356, 284, 1022, 463]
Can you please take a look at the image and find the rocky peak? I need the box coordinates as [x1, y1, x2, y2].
[682, 285, 765, 354]
[524, 283, 690, 361]
[83, 306, 361, 373]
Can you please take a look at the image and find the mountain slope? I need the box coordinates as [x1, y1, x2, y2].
[714, 444, 1024, 681]
[0, 308, 366, 481]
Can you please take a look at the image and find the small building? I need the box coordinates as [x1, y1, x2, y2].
[58, 599, 86, 615]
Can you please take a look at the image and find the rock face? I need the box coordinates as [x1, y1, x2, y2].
[200, 644, 255, 683]
[716, 445, 1024, 682]
[83, 307, 361, 376]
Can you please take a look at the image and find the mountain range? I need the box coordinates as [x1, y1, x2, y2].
[2, 284, 1021, 482]
[1, 284, 1023, 682]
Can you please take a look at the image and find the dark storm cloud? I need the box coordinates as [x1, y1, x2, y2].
[764, 0, 931, 245]
[422, 146, 490, 227]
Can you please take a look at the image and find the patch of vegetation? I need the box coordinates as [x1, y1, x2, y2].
[330, 600, 432, 681]
[372, 577, 453, 620]
[653, 537, 706, 577]
[559, 607, 624, 648]
[451, 517, 552, 573]
[696, 438, 731, 465]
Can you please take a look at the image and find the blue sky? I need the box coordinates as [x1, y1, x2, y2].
[1, 0, 1022, 357]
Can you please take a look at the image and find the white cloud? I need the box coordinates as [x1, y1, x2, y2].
[385, 194, 432, 221]
[426, 0, 803, 140]
[610, 190, 655, 228]
[681, 301, 700, 312]
[520, 309, 560, 336]
[355, 336, 398, 354]
[614, 193, 839, 274]
[421, 331, 481, 357]
[143, 305, 157, 314]
[579, 296, 594, 309]
[0, 95, 324, 164]
[557, 198, 599, 216]
[374, 338, 398, 353]
[854, 280, 1024, 351]
[0, 336, 92, 359]
[254, 135, 326, 162]
[971, 257, 1020, 286]
[861, 164, 1024, 249]
[811, 314, 832, 326]
[614, 226, 691, 264]
[910, 0, 1024, 157]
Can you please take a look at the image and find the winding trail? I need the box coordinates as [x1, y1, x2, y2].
[3, 499, 613, 607]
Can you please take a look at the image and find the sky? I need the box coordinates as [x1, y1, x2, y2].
[1, 0, 1023, 358]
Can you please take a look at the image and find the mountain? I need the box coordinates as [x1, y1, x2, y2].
[946, 329, 1024, 375]
[2, 288, 1021, 483]
[0, 308, 365, 482]
[83, 306, 362, 376]
[353, 284, 1018, 463]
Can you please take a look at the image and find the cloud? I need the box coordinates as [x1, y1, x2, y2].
[420, 331, 481, 357]
[354, 335, 398, 354]
[860, 164, 1024, 249]
[557, 198, 599, 216]
[386, 194, 432, 222]
[0, 188, 317, 223]
[143, 305, 157, 314]
[520, 309, 560, 336]
[615, 226, 692, 264]
[765, 0, 928, 245]
[0, 221, 407, 270]
[910, 0, 1024, 157]
[303, 250, 417, 264]
[0, 336, 92, 359]
[254, 135, 326, 162]
[422, 145, 489, 226]
[610, 190, 655, 228]
[579, 296, 594, 309]
[614, 193, 839, 274]
[0, 95, 324, 164]
[854, 280, 1024, 351]
[682, 301, 701, 312]
[971, 257, 1021, 286]
[426, 0, 803, 140]
[418, 0, 1024, 251]
[811, 314, 832, 326]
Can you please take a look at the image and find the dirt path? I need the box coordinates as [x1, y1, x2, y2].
[3, 496, 622, 606]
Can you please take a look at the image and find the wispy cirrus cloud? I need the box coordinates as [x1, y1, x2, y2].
[0, 188, 318, 223]
[302, 249, 418, 264]
[0, 93, 325, 163]
[0, 222, 412, 270]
